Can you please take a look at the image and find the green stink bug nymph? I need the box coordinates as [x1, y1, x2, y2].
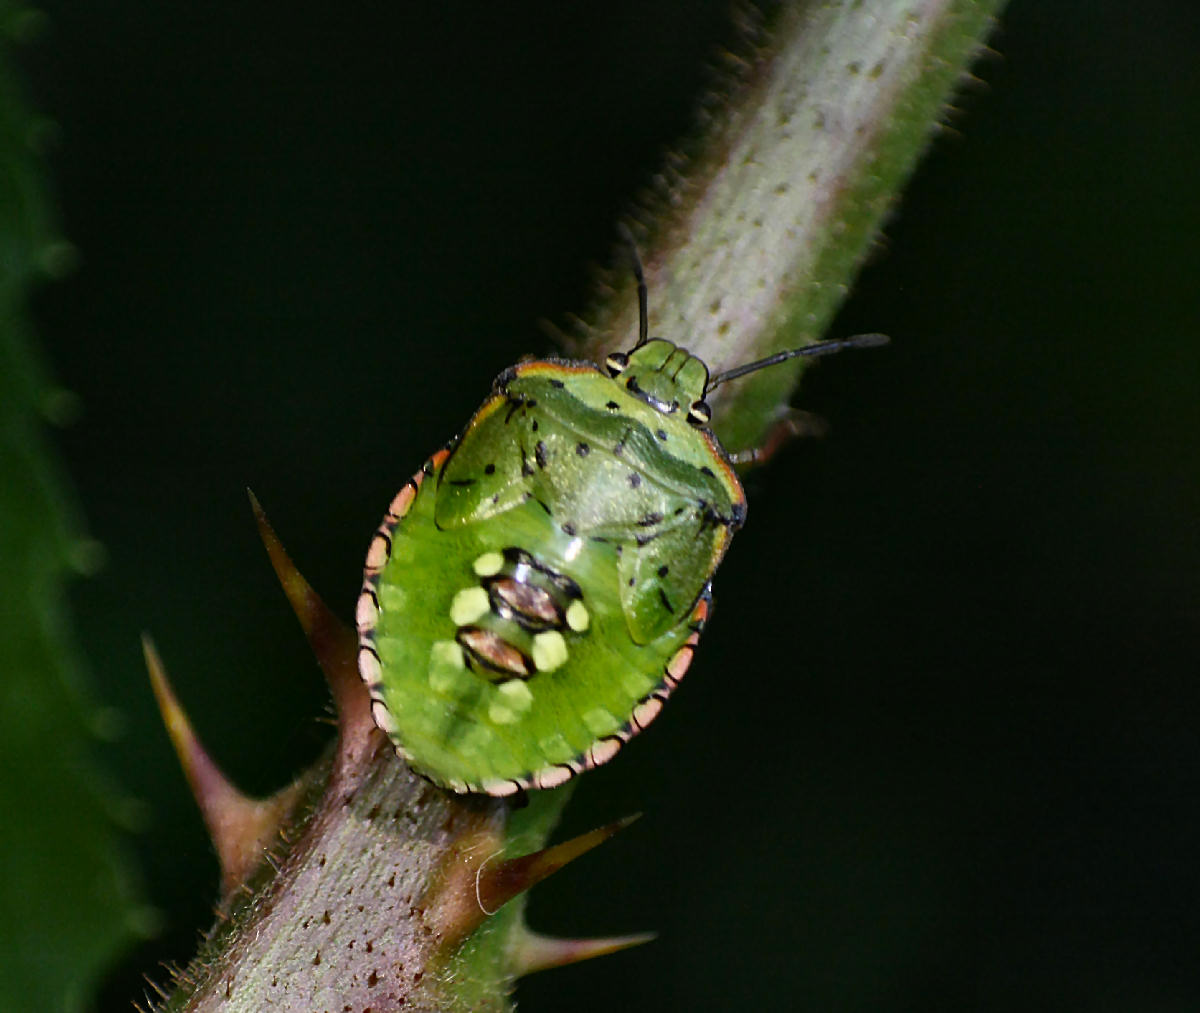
[356, 244, 886, 796]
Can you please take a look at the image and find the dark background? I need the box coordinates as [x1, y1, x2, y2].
[22, 1, 1200, 1009]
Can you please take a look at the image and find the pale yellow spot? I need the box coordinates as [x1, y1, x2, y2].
[378, 585, 407, 612]
[621, 669, 651, 698]
[461, 724, 493, 754]
[431, 639, 465, 670]
[565, 599, 590, 632]
[582, 707, 618, 737]
[430, 641, 465, 693]
[497, 679, 534, 710]
[531, 631, 568, 672]
[473, 551, 504, 577]
[450, 586, 490, 625]
[377, 638, 405, 666]
[488, 703, 518, 725]
[539, 732, 572, 757]
[430, 668, 459, 694]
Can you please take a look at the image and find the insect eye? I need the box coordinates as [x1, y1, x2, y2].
[605, 352, 629, 377]
[687, 400, 712, 426]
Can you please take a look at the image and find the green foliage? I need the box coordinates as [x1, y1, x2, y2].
[0, 5, 148, 1009]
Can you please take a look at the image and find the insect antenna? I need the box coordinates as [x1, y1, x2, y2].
[616, 223, 649, 348]
[705, 332, 889, 393]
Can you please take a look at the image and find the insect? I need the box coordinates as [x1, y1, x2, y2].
[355, 240, 886, 796]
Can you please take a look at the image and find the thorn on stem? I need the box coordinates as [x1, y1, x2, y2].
[142, 635, 302, 901]
[475, 814, 642, 917]
[510, 926, 656, 977]
[247, 489, 377, 768]
[429, 814, 641, 952]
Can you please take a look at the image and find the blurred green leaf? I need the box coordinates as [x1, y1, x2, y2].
[0, 5, 148, 1010]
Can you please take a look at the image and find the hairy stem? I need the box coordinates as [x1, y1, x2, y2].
[582, 0, 1002, 452]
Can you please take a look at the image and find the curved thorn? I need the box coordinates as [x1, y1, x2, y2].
[511, 925, 657, 977]
[142, 635, 301, 900]
[476, 813, 641, 916]
[247, 489, 375, 766]
[430, 813, 641, 949]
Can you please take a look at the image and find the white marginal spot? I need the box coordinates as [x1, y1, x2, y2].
[563, 536, 584, 562]
[497, 679, 534, 711]
[633, 697, 663, 728]
[450, 586, 491, 626]
[667, 646, 693, 681]
[473, 551, 505, 577]
[355, 591, 379, 631]
[535, 765, 573, 789]
[366, 534, 390, 570]
[530, 631, 568, 672]
[589, 737, 622, 767]
[357, 647, 382, 685]
[565, 599, 590, 632]
[482, 778, 522, 798]
[389, 484, 417, 518]
[371, 699, 397, 734]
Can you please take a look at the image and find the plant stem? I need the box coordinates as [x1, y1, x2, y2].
[582, 0, 1003, 453]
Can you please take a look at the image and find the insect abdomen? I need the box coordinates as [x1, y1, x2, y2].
[358, 448, 706, 795]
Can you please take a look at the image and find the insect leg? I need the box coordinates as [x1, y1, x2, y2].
[727, 408, 829, 468]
